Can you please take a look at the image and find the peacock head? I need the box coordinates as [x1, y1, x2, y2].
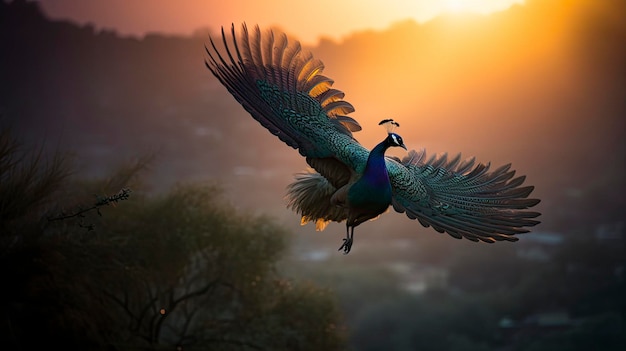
[386, 133, 407, 150]
[379, 119, 407, 150]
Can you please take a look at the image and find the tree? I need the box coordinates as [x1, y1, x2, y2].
[0, 127, 346, 350]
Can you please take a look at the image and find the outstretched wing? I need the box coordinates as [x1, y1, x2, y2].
[206, 24, 540, 241]
[204, 24, 367, 168]
[388, 150, 540, 242]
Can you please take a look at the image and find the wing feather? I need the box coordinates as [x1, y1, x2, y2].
[389, 149, 540, 242]
[206, 26, 301, 148]
[207, 23, 540, 242]
[273, 32, 288, 87]
[205, 23, 363, 159]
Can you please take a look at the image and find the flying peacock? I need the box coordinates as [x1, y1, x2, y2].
[204, 24, 541, 254]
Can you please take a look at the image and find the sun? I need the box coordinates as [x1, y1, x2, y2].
[444, 0, 466, 13]
[367, 0, 526, 32]
[441, 0, 525, 15]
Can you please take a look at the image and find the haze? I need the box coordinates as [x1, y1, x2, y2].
[3, 0, 625, 224]
[37, 0, 524, 44]
[2, 0, 625, 349]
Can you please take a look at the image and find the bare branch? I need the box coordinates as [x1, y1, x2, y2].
[47, 188, 132, 225]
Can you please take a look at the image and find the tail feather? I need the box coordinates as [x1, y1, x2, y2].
[285, 171, 348, 230]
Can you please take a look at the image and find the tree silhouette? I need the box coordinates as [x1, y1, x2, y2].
[0, 127, 346, 350]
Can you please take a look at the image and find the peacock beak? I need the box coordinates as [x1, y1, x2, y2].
[400, 144, 407, 150]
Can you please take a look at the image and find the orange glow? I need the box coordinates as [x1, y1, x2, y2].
[301, 0, 602, 160]
[37, 0, 605, 154]
[38, 0, 525, 45]
[440, 0, 524, 14]
[35, 0, 623, 211]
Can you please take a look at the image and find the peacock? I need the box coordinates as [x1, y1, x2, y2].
[204, 24, 541, 254]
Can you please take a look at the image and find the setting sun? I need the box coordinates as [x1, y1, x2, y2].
[37, 0, 526, 45]
[445, 0, 467, 13]
[440, 0, 525, 14]
[342, 0, 527, 32]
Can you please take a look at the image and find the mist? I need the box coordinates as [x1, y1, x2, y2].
[1, 0, 624, 349]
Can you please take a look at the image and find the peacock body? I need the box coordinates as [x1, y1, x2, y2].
[205, 24, 540, 254]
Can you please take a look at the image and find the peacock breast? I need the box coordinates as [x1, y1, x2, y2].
[347, 174, 393, 212]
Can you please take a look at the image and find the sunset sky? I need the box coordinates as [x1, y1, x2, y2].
[37, 0, 525, 44]
[7, 0, 624, 206]
[27, 0, 623, 171]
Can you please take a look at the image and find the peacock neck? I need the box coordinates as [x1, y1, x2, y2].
[362, 139, 390, 186]
[347, 138, 393, 208]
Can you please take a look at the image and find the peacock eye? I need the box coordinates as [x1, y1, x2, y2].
[394, 135, 403, 145]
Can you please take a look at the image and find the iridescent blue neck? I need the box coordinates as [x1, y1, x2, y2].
[347, 137, 393, 208]
[362, 139, 391, 186]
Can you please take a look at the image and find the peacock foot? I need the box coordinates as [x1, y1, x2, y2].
[338, 237, 353, 254]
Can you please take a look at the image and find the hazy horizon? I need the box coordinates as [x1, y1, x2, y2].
[36, 0, 527, 44]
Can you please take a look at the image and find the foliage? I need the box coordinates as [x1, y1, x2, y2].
[47, 187, 132, 231]
[0, 126, 70, 227]
[0, 128, 346, 350]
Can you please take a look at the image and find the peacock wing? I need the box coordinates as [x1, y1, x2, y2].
[205, 23, 368, 169]
[387, 149, 541, 242]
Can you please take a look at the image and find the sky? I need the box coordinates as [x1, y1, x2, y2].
[4, 0, 624, 234]
[36, 0, 525, 44]
[25, 0, 623, 171]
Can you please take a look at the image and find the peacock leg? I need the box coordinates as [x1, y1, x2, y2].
[338, 224, 354, 254]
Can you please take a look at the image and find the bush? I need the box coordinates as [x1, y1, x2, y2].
[0, 128, 346, 350]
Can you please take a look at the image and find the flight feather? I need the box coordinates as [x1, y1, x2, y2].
[204, 23, 540, 248]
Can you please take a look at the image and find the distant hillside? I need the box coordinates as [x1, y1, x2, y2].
[1, 0, 624, 233]
[1, 0, 302, 206]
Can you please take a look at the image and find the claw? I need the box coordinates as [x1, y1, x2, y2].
[338, 237, 353, 254]
[339, 224, 355, 254]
